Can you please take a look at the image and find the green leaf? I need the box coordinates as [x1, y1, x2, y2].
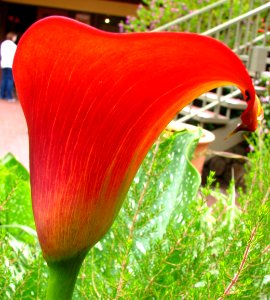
[0, 153, 34, 240]
[75, 129, 201, 298]
[0, 153, 29, 181]
[0, 224, 37, 238]
[127, 130, 201, 253]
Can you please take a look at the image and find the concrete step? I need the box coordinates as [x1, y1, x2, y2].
[199, 92, 247, 110]
[180, 105, 229, 124]
[220, 98, 247, 110]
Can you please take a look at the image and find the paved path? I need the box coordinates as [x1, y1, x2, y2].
[0, 100, 29, 169]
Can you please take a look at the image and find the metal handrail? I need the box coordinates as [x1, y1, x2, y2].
[178, 89, 242, 123]
[236, 32, 270, 53]
[178, 2, 270, 124]
[152, 0, 228, 32]
[152, 1, 270, 124]
[178, 100, 221, 123]
[202, 2, 270, 36]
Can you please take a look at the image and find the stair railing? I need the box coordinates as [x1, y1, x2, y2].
[202, 2, 270, 66]
[153, 1, 270, 125]
[152, 0, 228, 33]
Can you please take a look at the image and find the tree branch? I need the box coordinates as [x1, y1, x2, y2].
[219, 226, 258, 299]
[115, 140, 160, 299]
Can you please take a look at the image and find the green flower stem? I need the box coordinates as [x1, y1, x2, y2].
[46, 251, 88, 300]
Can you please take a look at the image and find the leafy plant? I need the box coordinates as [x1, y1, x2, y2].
[119, 0, 265, 33]
[119, 0, 218, 32]
[0, 124, 269, 299]
[0, 153, 44, 299]
[258, 75, 270, 129]
[0, 129, 201, 299]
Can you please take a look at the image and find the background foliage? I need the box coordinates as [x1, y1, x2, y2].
[0, 126, 269, 299]
[119, 0, 265, 33]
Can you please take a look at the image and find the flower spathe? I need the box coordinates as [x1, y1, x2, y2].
[13, 16, 261, 262]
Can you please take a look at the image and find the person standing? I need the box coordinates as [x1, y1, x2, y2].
[0, 32, 17, 102]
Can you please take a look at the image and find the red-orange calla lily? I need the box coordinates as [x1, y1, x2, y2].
[13, 16, 261, 299]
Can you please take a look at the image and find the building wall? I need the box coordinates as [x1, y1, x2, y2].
[0, 0, 138, 41]
[2, 0, 138, 17]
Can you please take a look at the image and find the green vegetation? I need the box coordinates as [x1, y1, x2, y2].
[119, 0, 265, 33]
[0, 126, 269, 299]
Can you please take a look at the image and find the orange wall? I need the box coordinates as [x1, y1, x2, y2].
[2, 0, 138, 17]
